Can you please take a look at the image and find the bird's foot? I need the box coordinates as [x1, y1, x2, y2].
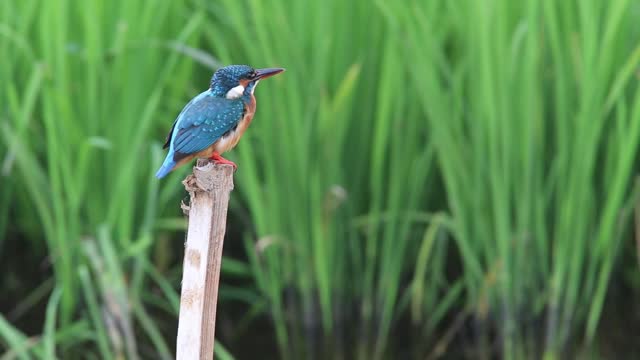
[209, 152, 237, 171]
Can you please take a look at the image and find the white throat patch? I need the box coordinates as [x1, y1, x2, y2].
[250, 80, 260, 94]
[225, 84, 245, 99]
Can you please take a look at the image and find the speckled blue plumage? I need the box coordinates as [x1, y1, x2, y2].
[155, 91, 245, 178]
[210, 65, 254, 97]
[174, 92, 245, 154]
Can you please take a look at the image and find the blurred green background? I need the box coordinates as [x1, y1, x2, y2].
[2, 0, 640, 359]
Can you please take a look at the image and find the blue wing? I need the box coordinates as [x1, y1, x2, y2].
[166, 91, 245, 161]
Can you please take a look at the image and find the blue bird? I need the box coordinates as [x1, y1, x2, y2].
[156, 65, 285, 179]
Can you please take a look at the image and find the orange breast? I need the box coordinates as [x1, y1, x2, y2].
[213, 94, 256, 154]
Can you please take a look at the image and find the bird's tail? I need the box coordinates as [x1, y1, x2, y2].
[155, 154, 176, 179]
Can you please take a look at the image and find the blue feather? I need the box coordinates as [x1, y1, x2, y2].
[155, 90, 245, 178]
[155, 154, 176, 179]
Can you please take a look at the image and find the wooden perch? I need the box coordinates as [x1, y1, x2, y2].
[176, 159, 234, 360]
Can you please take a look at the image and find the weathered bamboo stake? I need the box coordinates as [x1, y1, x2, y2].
[176, 159, 234, 360]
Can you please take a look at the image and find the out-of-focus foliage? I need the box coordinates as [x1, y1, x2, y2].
[1, 0, 640, 359]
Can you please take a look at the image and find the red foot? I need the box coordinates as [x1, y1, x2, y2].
[209, 152, 237, 171]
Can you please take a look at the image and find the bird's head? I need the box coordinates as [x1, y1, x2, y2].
[210, 65, 285, 99]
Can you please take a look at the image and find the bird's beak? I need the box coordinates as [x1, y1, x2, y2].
[255, 67, 285, 80]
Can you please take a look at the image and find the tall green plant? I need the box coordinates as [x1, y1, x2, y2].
[386, 0, 640, 357]
[0, 0, 235, 358]
[3, 0, 640, 358]
[200, 0, 454, 359]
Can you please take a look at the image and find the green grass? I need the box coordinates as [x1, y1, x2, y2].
[0, 0, 234, 358]
[2, 0, 640, 359]
[384, 0, 640, 357]
[200, 0, 456, 358]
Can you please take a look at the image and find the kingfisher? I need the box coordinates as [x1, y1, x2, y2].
[155, 65, 285, 178]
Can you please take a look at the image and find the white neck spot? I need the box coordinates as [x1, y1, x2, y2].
[226, 84, 245, 99]
[250, 80, 260, 95]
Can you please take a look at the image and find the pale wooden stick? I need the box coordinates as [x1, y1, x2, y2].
[176, 159, 234, 360]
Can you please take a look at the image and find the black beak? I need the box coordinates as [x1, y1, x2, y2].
[255, 67, 285, 80]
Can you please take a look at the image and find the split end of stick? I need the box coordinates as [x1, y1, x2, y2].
[182, 160, 235, 193]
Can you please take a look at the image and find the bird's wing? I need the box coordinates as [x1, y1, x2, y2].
[165, 91, 245, 160]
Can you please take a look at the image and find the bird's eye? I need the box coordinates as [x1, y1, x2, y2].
[248, 71, 256, 79]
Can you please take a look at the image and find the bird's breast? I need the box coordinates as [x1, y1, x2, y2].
[214, 95, 257, 153]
